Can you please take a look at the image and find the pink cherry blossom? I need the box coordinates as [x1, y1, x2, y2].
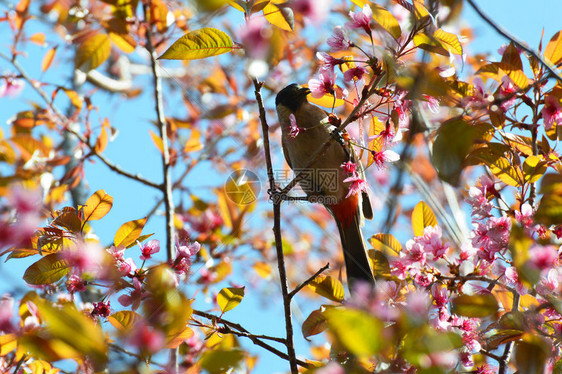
[316, 362, 345, 374]
[139, 239, 160, 260]
[515, 203, 534, 228]
[370, 149, 400, 169]
[183, 209, 223, 233]
[63, 242, 105, 275]
[287, 113, 301, 139]
[343, 175, 367, 198]
[0, 295, 15, 333]
[292, 0, 331, 23]
[0, 75, 24, 98]
[542, 96, 562, 130]
[91, 301, 111, 318]
[431, 284, 448, 308]
[66, 274, 86, 293]
[239, 17, 270, 60]
[327, 26, 353, 52]
[316, 52, 343, 73]
[308, 68, 336, 98]
[343, 66, 368, 83]
[529, 244, 558, 271]
[340, 161, 357, 175]
[467, 186, 492, 219]
[475, 364, 497, 374]
[422, 94, 440, 113]
[346, 4, 373, 34]
[498, 76, 517, 111]
[118, 277, 148, 311]
[127, 322, 165, 353]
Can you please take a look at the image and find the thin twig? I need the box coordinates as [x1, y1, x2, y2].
[192, 310, 310, 368]
[253, 79, 298, 374]
[143, 0, 177, 371]
[0, 52, 161, 190]
[289, 263, 330, 300]
[466, 0, 562, 84]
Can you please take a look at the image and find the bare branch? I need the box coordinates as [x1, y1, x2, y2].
[466, 0, 562, 84]
[253, 78, 298, 374]
[289, 263, 330, 300]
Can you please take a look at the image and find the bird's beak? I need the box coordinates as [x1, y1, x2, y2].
[300, 86, 311, 95]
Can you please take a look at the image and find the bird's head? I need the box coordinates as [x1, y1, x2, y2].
[275, 84, 311, 112]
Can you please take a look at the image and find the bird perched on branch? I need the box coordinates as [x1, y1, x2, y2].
[275, 83, 374, 286]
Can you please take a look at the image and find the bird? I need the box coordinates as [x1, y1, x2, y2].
[275, 83, 375, 286]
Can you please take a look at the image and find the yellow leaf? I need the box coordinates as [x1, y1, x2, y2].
[184, 128, 203, 153]
[308, 275, 345, 302]
[114, 217, 147, 248]
[83, 190, 113, 222]
[158, 28, 234, 60]
[489, 157, 523, 187]
[433, 28, 462, 55]
[109, 31, 136, 53]
[62, 88, 83, 111]
[41, 46, 57, 72]
[367, 116, 386, 166]
[253, 261, 271, 279]
[369, 233, 402, 254]
[36, 300, 107, 366]
[27, 360, 53, 374]
[75, 33, 111, 71]
[226, 0, 246, 12]
[523, 155, 547, 183]
[544, 30, 562, 66]
[263, 2, 293, 32]
[29, 32, 46, 46]
[413, 33, 449, 57]
[0, 333, 17, 355]
[108, 311, 143, 331]
[372, 4, 401, 39]
[217, 286, 245, 313]
[411, 201, 437, 237]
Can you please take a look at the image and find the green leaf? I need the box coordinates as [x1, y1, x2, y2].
[535, 193, 562, 226]
[217, 287, 245, 313]
[367, 250, 391, 279]
[83, 190, 113, 222]
[307, 275, 345, 302]
[431, 118, 476, 185]
[371, 4, 401, 39]
[451, 294, 498, 318]
[114, 217, 147, 248]
[158, 28, 234, 60]
[23, 253, 69, 285]
[324, 307, 383, 357]
[302, 308, 327, 339]
[75, 33, 111, 71]
[411, 201, 437, 237]
[199, 349, 245, 374]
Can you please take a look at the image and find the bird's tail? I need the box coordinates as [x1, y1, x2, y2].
[337, 215, 375, 286]
[330, 193, 375, 286]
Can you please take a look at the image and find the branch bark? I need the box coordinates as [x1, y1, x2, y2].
[253, 79, 298, 374]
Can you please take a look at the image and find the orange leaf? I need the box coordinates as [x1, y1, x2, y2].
[149, 130, 164, 154]
[29, 32, 45, 46]
[83, 190, 113, 222]
[184, 128, 203, 153]
[41, 46, 57, 72]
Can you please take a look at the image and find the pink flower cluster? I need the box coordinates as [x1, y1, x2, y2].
[391, 226, 449, 285]
[340, 161, 368, 198]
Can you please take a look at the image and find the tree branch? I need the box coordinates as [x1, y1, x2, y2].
[466, 0, 562, 84]
[289, 263, 330, 300]
[253, 78, 298, 374]
[192, 309, 310, 368]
